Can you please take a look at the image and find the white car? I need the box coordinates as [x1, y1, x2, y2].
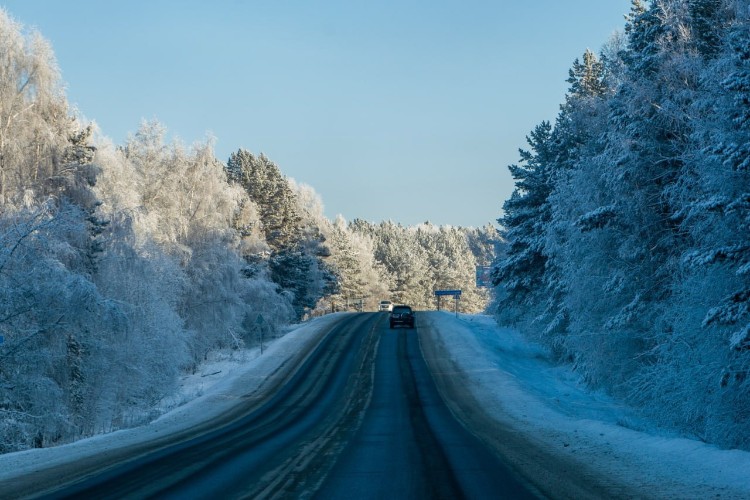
[378, 300, 393, 312]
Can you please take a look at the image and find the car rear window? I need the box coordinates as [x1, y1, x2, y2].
[392, 306, 411, 314]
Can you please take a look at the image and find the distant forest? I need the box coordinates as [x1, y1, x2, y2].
[0, 9, 496, 452]
[493, 0, 750, 450]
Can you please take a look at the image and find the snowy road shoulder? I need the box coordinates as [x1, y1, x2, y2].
[0, 313, 345, 485]
[419, 311, 750, 499]
[3, 311, 748, 499]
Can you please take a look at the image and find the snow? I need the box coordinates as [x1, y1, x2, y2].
[0, 313, 344, 482]
[421, 311, 750, 499]
[1, 311, 749, 498]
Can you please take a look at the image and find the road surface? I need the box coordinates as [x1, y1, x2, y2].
[4, 313, 538, 499]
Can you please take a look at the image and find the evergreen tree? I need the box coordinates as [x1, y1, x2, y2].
[327, 216, 366, 306]
[489, 0, 750, 450]
[494, 121, 557, 322]
[226, 150, 302, 251]
[549, 0, 700, 387]
[665, 17, 750, 447]
[566, 49, 607, 98]
[538, 47, 611, 354]
[417, 224, 488, 312]
[682, 13, 750, 351]
[689, 0, 723, 58]
[226, 149, 329, 318]
[368, 221, 432, 308]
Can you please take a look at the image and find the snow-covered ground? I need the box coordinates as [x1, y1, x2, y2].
[1, 311, 748, 499]
[421, 311, 750, 500]
[0, 313, 344, 483]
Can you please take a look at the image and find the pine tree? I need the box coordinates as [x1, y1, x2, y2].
[566, 49, 607, 98]
[226, 149, 331, 318]
[368, 221, 431, 309]
[226, 150, 302, 251]
[494, 121, 556, 318]
[701, 26, 750, 347]
[327, 217, 366, 307]
[536, 48, 611, 353]
[684, 19, 750, 372]
[689, 0, 723, 58]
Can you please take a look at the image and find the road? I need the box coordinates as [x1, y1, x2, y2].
[5, 313, 537, 499]
[316, 314, 534, 499]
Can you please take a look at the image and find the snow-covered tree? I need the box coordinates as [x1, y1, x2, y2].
[656, 10, 750, 447]
[492, 0, 750, 450]
[226, 150, 302, 251]
[350, 220, 493, 312]
[493, 121, 557, 325]
[0, 9, 69, 204]
[226, 150, 330, 318]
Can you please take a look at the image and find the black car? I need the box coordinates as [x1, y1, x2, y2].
[389, 305, 415, 329]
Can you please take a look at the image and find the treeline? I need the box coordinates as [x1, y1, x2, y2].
[0, 10, 496, 453]
[493, 0, 750, 449]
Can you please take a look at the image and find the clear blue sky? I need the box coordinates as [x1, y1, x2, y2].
[2, 1, 631, 227]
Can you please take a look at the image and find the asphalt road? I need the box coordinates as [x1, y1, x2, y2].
[316, 315, 535, 499]
[8, 313, 538, 499]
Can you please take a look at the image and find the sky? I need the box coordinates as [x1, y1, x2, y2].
[1, 1, 631, 227]
[2, 312, 748, 498]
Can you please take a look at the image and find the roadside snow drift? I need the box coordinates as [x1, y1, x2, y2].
[2, 311, 748, 500]
[420, 311, 750, 500]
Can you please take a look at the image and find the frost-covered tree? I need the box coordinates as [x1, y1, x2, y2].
[226, 150, 301, 251]
[492, 0, 750, 449]
[351, 220, 492, 312]
[327, 216, 366, 306]
[414, 223, 488, 312]
[539, 47, 612, 351]
[365, 221, 432, 308]
[226, 150, 330, 318]
[0, 10, 114, 451]
[493, 121, 557, 325]
[566, 49, 607, 99]
[465, 224, 502, 268]
[689, 0, 723, 58]
[0, 9, 91, 205]
[655, 10, 750, 448]
[0, 202, 129, 449]
[0, 8, 99, 279]
[112, 130, 294, 358]
[542, 0, 700, 386]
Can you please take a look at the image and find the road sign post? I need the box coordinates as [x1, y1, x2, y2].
[434, 290, 462, 317]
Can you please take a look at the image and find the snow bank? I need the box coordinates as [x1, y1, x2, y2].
[0, 313, 345, 482]
[422, 311, 750, 499]
[4, 310, 748, 499]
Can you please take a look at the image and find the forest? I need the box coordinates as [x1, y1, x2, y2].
[0, 10, 496, 452]
[494, 0, 750, 450]
[4, 0, 750, 457]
